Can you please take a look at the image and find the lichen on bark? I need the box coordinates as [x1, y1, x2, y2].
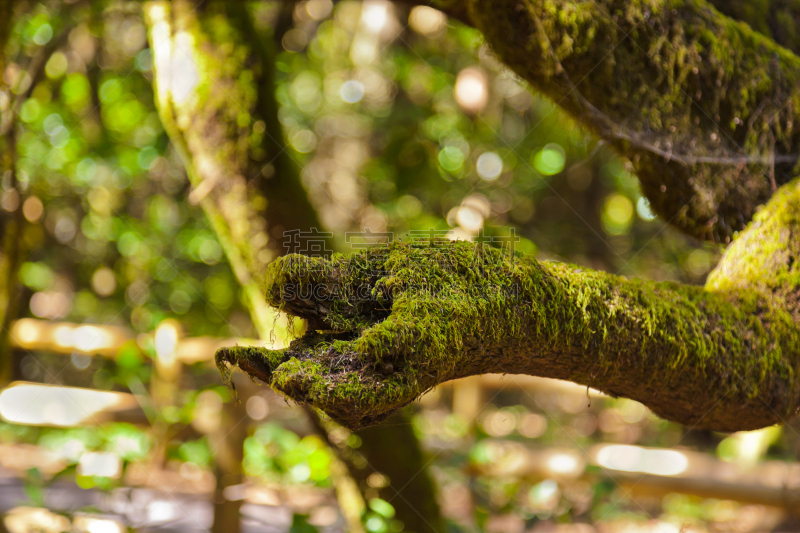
[218, 179, 800, 431]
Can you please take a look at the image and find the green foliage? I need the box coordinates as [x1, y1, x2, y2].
[289, 513, 320, 533]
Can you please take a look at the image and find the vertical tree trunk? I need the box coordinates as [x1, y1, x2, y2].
[207, 401, 248, 533]
[350, 411, 444, 533]
[0, 1, 24, 388]
[312, 409, 445, 533]
[144, 3, 443, 531]
[0, 129, 25, 388]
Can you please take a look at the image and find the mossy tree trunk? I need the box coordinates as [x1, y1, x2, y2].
[143, 3, 443, 531]
[311, 409, 445, 533]
[144, 0, 319, 338]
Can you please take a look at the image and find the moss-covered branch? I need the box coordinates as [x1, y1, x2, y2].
[466, 0, 800, 243]
[708, 0, 800, 55]
[219, 179, 800, 432]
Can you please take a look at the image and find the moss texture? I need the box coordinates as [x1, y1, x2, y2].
[466, 0, 800, 242]
[218, 179, 800, 431]
[708, 0, 800, 55]
[707, 178, 800, 320]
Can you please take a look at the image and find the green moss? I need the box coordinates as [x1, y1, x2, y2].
[219, 221, 800, 430]
[707, 178, 800, 315]
[216, 345, 276, 389]
[708, 0, 800, 55]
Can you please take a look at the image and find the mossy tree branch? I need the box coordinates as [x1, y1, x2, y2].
[465, 0, 800, 243]
[218, 178, 800, 432]
[707, 0, 800, 55]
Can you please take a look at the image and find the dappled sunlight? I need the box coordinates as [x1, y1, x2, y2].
[145, 6, 200, 108]
[455, 67, 489, 114]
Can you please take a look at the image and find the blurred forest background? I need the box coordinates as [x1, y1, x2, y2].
[0, 1, 799, 532]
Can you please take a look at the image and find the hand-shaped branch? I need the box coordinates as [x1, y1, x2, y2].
[218, 206, 800, 431]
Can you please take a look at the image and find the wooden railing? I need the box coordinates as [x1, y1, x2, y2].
[2, 318, 800, 513]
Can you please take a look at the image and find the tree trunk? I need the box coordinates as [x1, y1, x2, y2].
[0, 1, 26, 387]
[144, 4, 443, 531]
[311, 409, 445, 533]
[145, 0, 319, 337]
[0, 121, 25, 388]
